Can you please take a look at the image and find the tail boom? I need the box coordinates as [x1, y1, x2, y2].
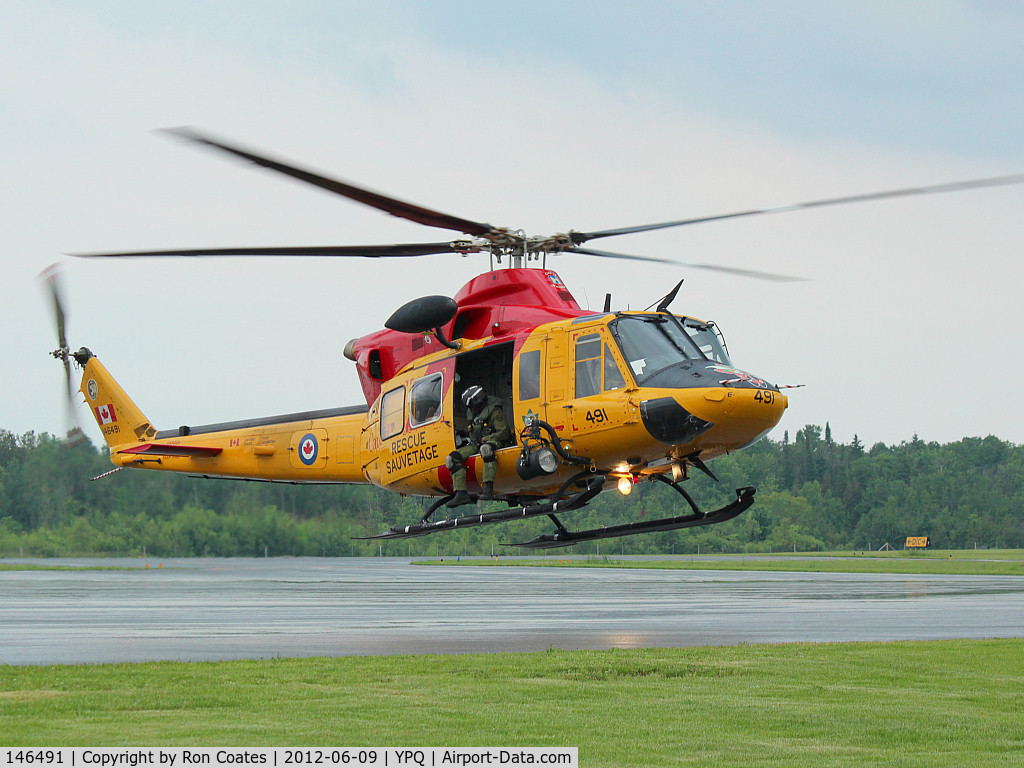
[76, 349, 370, 484]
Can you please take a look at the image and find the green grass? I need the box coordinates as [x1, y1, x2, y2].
[2, 641, 1023, 766]
[415, 551, 1024, 576]
[796, 549, 1024, 562]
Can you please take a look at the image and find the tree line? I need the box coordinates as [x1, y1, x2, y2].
[1, 425, 1021, 557]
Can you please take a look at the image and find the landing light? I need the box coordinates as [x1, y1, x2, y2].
[536, 447, 560, 474]
[617, 476, 633, 496]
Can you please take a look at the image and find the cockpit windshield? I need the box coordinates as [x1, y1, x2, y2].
[680, 318, 731, 365]
[609, 314, 731, 385]
[609, 315, 700, 384]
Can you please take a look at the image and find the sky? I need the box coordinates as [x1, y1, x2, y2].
[2, 1, 1023, 449]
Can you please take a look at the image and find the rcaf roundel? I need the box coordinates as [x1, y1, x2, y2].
[298, 433, 319, 465]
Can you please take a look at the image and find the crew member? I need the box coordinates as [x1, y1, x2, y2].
[445, 385, 511, 507]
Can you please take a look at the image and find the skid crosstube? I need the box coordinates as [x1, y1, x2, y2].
[511, 487, 756, 549]
[359, 477, 604, 542]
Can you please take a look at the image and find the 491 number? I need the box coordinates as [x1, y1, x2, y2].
[753, 390, 776, 405]
[585, 408, 610, 424]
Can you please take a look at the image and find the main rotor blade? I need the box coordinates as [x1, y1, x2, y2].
[575, 172, 1024, 243]
[163, 127, 495, 237]
[566, 246, 679, 265]
[569, 247, 803, 281]
[72, 242, 470, 259]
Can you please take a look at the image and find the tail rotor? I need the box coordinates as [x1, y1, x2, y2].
[39, 263, 87, 446]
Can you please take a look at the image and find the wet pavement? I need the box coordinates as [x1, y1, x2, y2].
[1, 557, 1022, 664]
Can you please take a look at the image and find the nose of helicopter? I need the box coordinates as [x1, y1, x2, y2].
[640, 384, 788, 452]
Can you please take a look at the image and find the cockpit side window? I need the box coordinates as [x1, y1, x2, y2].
[604, 345, 626, 390]
[576, 332, 628, 397]
[575, 334, 602, 398]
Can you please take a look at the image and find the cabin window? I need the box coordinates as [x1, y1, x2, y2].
[409, 373, 443, 428]
[380, 386, 406, 440]
[519, 349, 541, 401]
[575, 334, 602, 398]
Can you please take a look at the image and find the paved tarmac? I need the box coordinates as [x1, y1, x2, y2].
[1, 557, 1022, 665]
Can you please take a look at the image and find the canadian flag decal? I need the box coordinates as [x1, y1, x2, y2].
[95, 404, 117, 425]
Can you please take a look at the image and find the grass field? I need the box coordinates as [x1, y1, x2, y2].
[1, 640, 1022, 766]
[416, 550, 1024, 576]
[798, 549, 1024, 561]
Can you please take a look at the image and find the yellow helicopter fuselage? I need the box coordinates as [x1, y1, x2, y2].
[80, 306, 786, 501]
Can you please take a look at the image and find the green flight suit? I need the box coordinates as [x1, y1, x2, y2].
[451, 395, 511, 492]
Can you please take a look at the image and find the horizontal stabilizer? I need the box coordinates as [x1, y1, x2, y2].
[119, 443, 223, 458]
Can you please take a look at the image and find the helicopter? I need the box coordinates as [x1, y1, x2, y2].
[47, 129, 1024, 548]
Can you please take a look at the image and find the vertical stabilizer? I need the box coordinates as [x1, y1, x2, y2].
[74, 348, 157, 449]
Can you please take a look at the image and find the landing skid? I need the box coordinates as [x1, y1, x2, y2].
[360, 472, 755, 548]
[511, 486, 755, 549]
